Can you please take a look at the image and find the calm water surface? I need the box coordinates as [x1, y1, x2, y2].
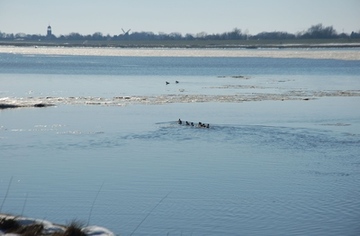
[1, 49, 360, 235]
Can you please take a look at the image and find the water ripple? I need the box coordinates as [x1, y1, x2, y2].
[121, 122, 360, 153]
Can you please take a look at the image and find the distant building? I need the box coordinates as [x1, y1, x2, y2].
[47, 25, 52, 37]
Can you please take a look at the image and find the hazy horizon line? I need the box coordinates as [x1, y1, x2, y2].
[2, 23, 359, 38]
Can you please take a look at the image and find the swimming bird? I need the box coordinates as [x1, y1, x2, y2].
[175, 80, 179, 84]
[166, 81, 170, 85]
[186, 121, 190, 126]
[206, 124, 210, 128]
[191, 122, 194, 126]
[178, 119, 182, 124]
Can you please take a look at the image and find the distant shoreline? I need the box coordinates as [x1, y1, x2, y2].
[1, 38, 360, 49]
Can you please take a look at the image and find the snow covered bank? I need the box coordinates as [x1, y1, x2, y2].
[1, 46, 360, 60]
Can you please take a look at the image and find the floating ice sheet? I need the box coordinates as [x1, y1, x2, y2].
[1, 89, 360, 109]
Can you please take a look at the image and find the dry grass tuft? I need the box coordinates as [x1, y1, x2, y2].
[0, 217, 44, 236]
[63, 220, 86, 236]
[14, 224, 44, 236]
[0, 217, 21, 232]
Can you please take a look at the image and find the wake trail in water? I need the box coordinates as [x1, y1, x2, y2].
[124, 121, 360, 153]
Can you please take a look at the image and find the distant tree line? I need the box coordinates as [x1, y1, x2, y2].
[1, 24, 360, 41]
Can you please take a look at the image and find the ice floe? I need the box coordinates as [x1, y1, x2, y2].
[1, 89, 360, 110]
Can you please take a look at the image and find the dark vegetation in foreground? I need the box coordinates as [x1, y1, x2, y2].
[0, 216, 86, 236]
[1, 24, 360, 48]
[0, 217, 44, 236]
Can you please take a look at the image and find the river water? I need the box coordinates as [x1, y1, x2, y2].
[0, 47, 360, 235]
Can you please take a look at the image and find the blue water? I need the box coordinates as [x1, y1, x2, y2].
[1, 50, 360, 235]
[1, 53, 360, 76]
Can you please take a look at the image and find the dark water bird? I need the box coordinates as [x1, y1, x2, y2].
[196, 122, 209, 128]
[175, 80, 179, 84]
[178, 119, 209, 128]
[166, 81, 170, 85]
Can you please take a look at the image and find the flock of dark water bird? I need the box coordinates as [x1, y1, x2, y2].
[170, 80, 209, 128]
[166, 80, 179, 85]
[178, 119, 210, 128]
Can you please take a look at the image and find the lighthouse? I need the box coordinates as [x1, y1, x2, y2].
[47, 25, 52, 37]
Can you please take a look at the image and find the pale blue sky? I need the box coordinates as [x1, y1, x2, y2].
[0, 0, 359, 36]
